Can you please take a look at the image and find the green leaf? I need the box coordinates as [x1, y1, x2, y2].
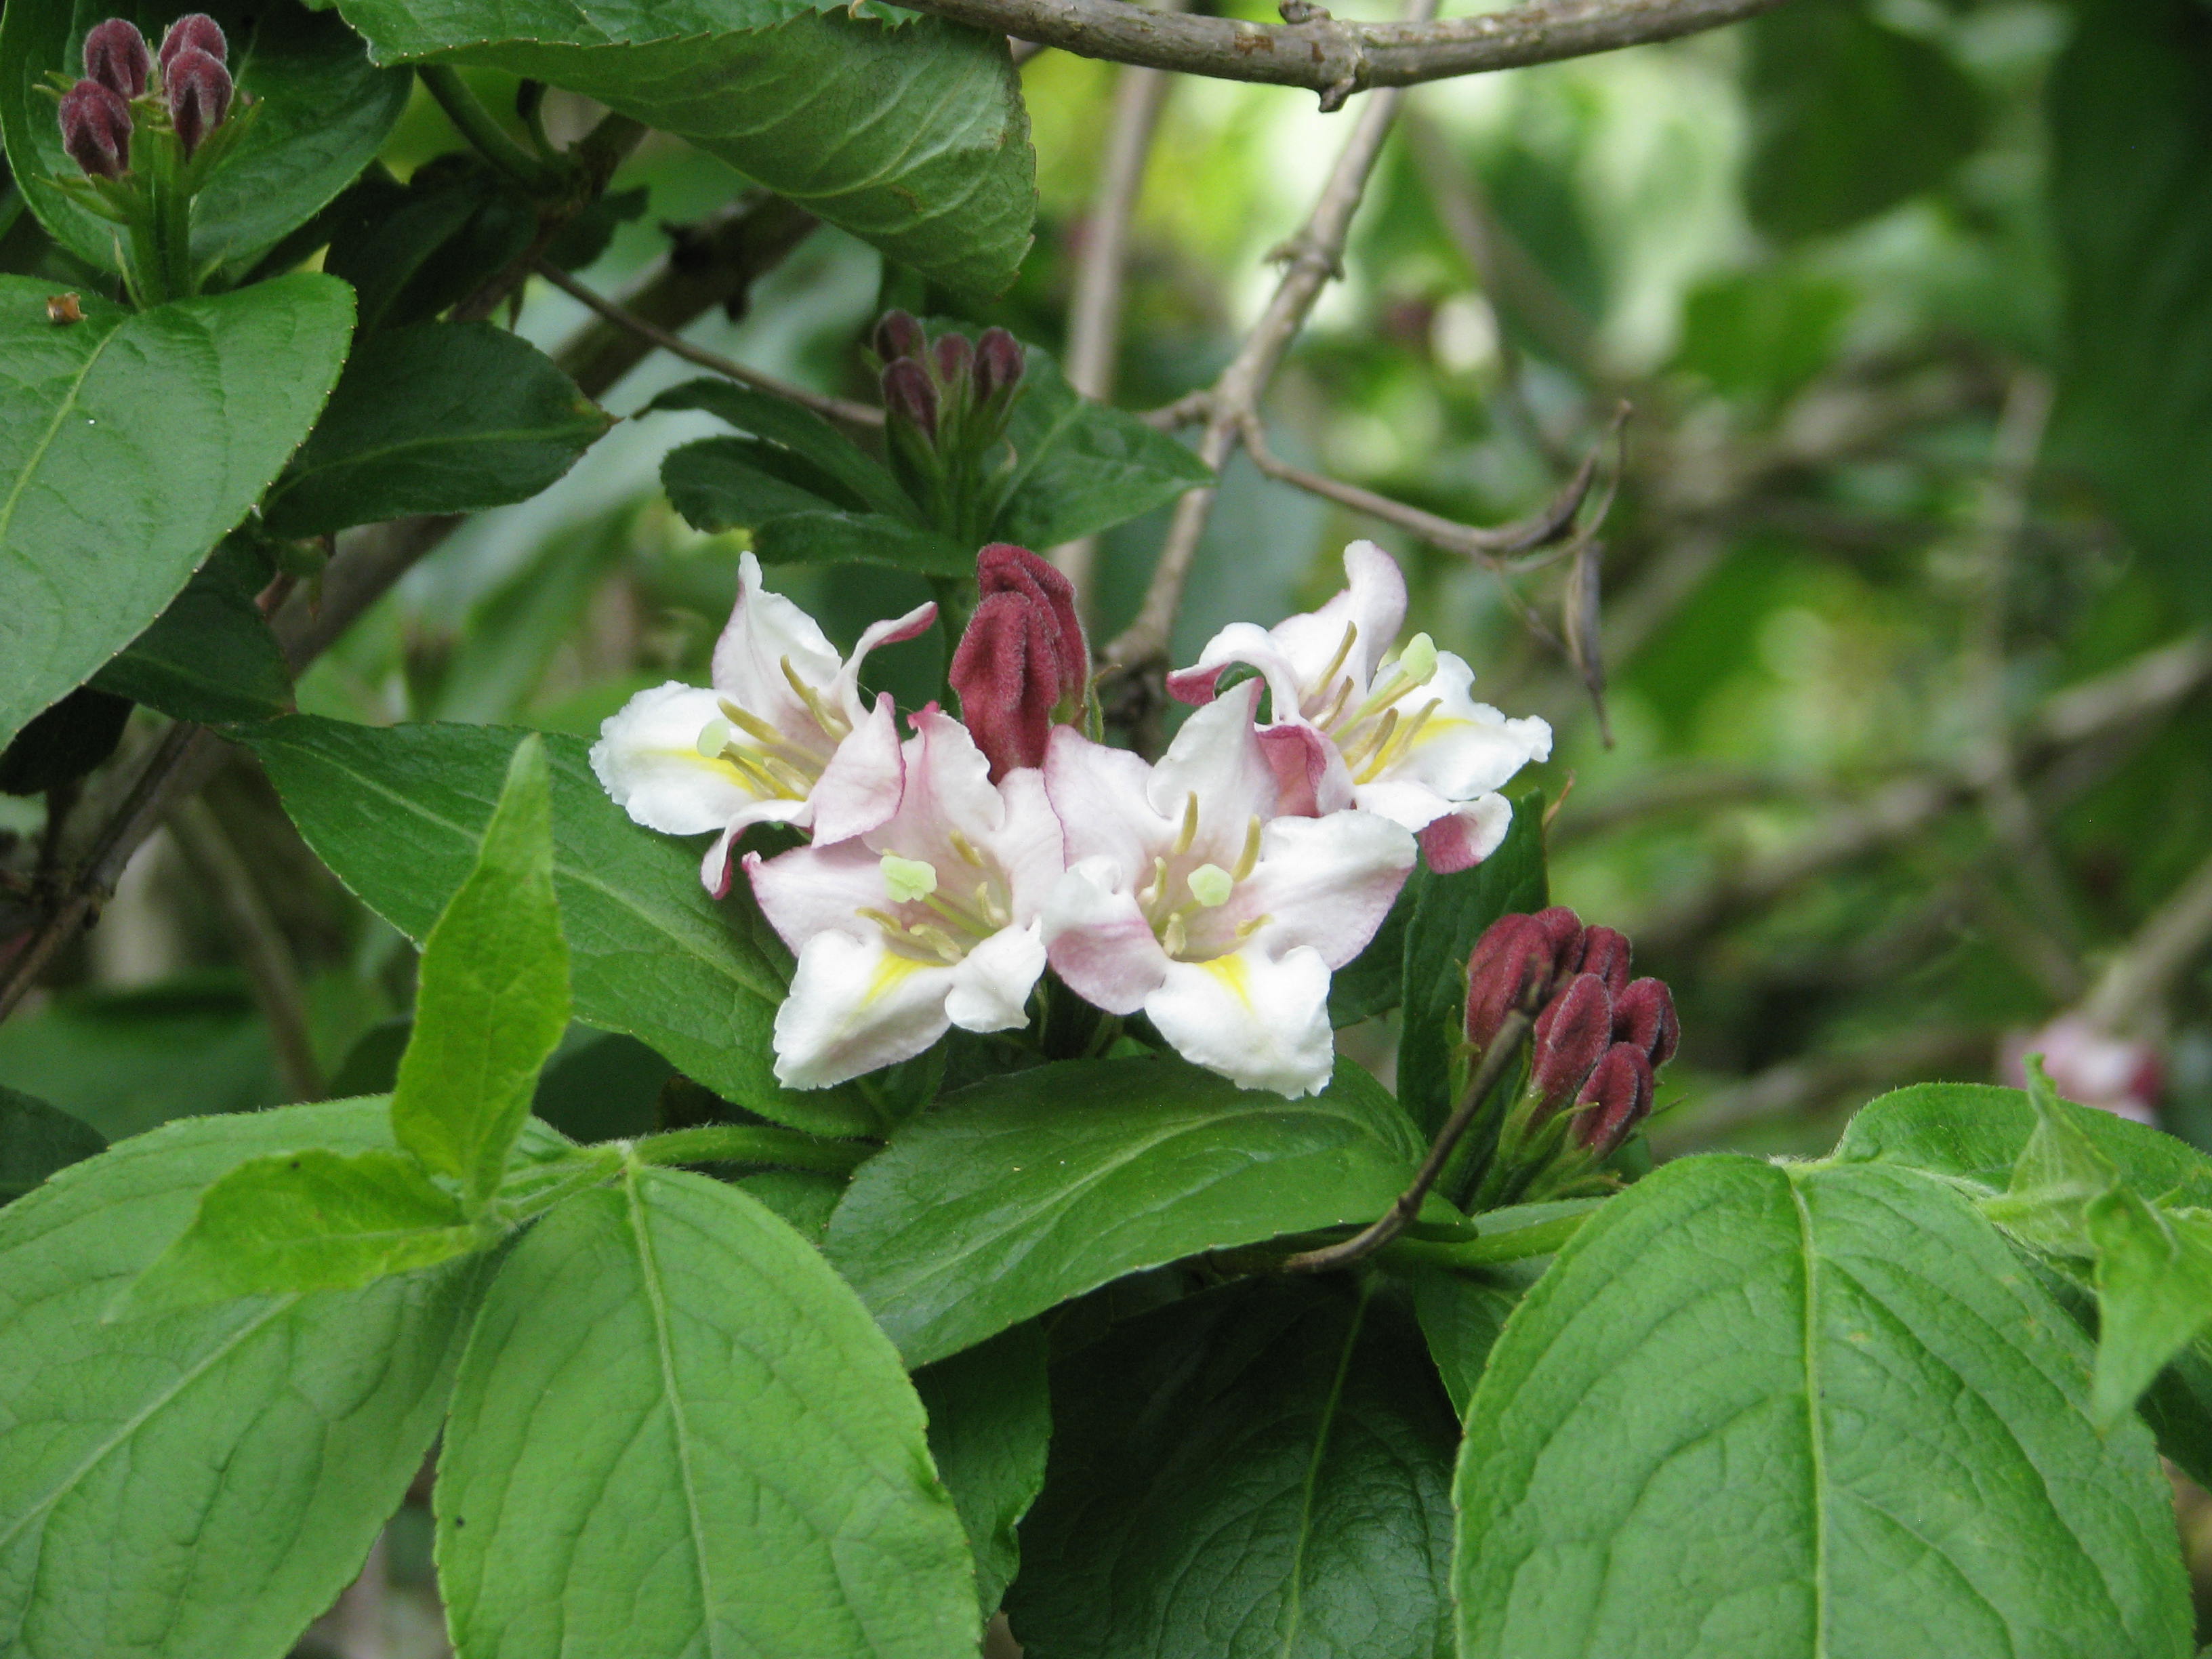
[327, 4, 1035, 295]
[1009, 1277, 1459, 1659]
[753, 508, 976, 578]
[0, 687, 131, 795]
[2087, 1191, 2212, 1427]
[1454, 1155, 2193, 1658]
[436, 1163, 979, 1659]
[649, 378, 916, 521]
[663, 435, 860, 527]
[2047, 0, 2212, 620]
[321, 157, 535, 336]
[2140, 1342, 2212, 1492]
[1404, 1256, 1544, 1420]
[123, 1147, 475, 1313]
[0, 273, 352, 750]
[89, 546, 291, 723]
[1327, 874, 1413, 1025]
[0, 1, 412, 275]
[0, 1099, 487, 1659]
[991, 348, 1212, 548]
[1743, 0, 1982, 243]
[1395, 792, 1547, 1135]
[823, 1054, 1425, 1368]
[261, 323, 612, 537]
[914, 1323, 1050, 1618]
[0, 1084, 104, 1204]
[244, 716, 879, 1135]
[1975, 1057, 2124, 1256]
[391, 733, 571, 1208]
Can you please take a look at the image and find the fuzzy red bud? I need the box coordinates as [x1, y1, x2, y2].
[1573, 925, 1633, 999]
[157, 13, 226, 74]
[950, 544, 1089, 780]
[83, 19, 150, 98]
[164, 44, 230, 156]
[58, 79, 131, 178]
[974, 326, 1025, 403]
[1613, 977, 1679, 1068]
[882, 358, 939, 443]
[1532, 972, 1614, 1111]
[1574, 1042, 1655, 1155]
[872, 310, 924, 363]
[1532, 905, 1583, 962]
[1464, 913, 1557, 1052]
[933, 331, 973, 386]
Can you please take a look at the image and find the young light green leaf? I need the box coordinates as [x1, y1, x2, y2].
[0, 1100, 486, 1659]
[0, 1, 411, 276]
[0, 274, 353, 751]
[391, 733, 571, 1207]
[261, 323, 613, 537]
[914, 1324, 1052, 1618]
[0, 1085, 105, 1204]
[1404, 1256, 1547, 1420]
[1010, 1277, 1459, 1659]
[823, 1054, 1425, 1368]
[244, 715, 880, 1136]
[2087, 1191, 2212, 1427]
[1977, 1056, 2123, 1256]
[120, 1147, 476, 1315]
[436, 1163, 979, 1659]
[1454, 1156, 2193, 1659]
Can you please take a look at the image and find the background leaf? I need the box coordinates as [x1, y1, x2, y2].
[262, 323, 612, 538]
[1404, 1256, 1544, 1420]
[823, 1054, 1425, 1368]
[0, 1085, 103, 1204]
[326, 3, 1034, 294]
[0, 1099, 487, 1659]
[914, 1322, 1052, 1618]
[2086, 1189, 2212, 1425]
[0, 274, 352, 750]
[1454, 1155, 2194, 1658]
[89, 543, 291, 723]
[754, 510, 975, 577]
[649, 379, 914, 520]
[0, 0, 412, 275]
[1009, 1277, 1458, 1659]
[991, 348, 1212, 549]
[245, 716, 880, 1136]
[436, 1164, 979, 1659]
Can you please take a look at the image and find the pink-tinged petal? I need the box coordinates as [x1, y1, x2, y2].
[772, 930, 956, 1088]
[944, 923, 1047, 1032]
[590, 682, 759, 835]
[887, 705, 1005, 858]
[1148, 681, 1281, 830]
[809, 693, 905, 846]
[1043, 857, 1169, 1015]
[745, 840, 886, 955]
[1044, 727, 1171, 876]
[1145, 945, 1334, 1097]
[1166, 622, 1305, 716]
[1166, 662, 1227, 705]
[834, 598, 940, 720]
[1418, 795, 1513, 874]
[1256, 721, 1352, 817]
[1269, 539, 1407, 693]
[1347, 777, 1452, 834]
[1382, 653, 1552, 800]
[710, 552, 844, 730]
[1235, 811, 1416, 968]
[988, 767, 1069, 920]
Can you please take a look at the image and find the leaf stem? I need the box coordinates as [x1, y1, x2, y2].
[630, 1124, 873, 1176]
[418, 66, 568, 194]
[1377, 1206, 1595, 1269]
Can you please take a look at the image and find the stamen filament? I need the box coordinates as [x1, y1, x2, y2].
[781, 656, 851, 741]
[1172, 792, 1200, 857]
[1233, 815, 1263, 882]
[1299, 622, 1359, 720]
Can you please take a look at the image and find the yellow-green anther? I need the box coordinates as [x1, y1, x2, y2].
[1397, 632, 1437, 685]
[695, 716, 733, 758]
[1187, 864, 1233, 907]
[880, 853, 939, 903]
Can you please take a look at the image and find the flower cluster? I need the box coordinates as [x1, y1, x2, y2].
[592, 541, 1551, 1098]
[57, 14, 236, 180]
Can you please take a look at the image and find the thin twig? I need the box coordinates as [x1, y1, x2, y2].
[1282, 1007, 1534, 1272]
[2083, 846, 2212, 1033]
[532, 258, 883, 430]
[895, 0, 1786, 104]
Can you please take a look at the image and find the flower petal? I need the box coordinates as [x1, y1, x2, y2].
[1147, 680, 1281, 833]
[1044, 727, 1172, 879]
[1417, 794, 1513, 873]
[1382, 653, 1552, 801]
[835, 598, 940, 720]
[1233, 810, 1415, 968]
[989, 766, 1070, 918]
[1042, 855, 1169, 1016]
[745, 840, 886, 955]
[944, 922, 1047, 1033]
[772, 928, 956, 1089]
[1269, 539, 1406, 693]
[1166, 621, 1303, 714]
[809, 693, 906, 846]
[881, 705, 1006, 862]
[1145, 945, 1335, 1097]
[590, 682, 760, 835]
[1257, 720, 1354, 817]
[710, 552, 845, 731]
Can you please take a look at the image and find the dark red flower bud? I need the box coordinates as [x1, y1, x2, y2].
[975, 326, 1025, 403]
[950, 544, 1090, 780]
[873, 310, 924, 363]
[1573, 925, 1633, 999]
[1532, 905, 1583, 961]
[1613, 977, 1679, 1068]
[83, 19, 150, 99]
[1574, 1042, 1655, 1155]
[58, 79, 131, 179]
[933, 331, 972, 386]
[157, 12, 226, 75]
[164, 44, 230, 156]
[1465, 913, 1557, 1052]
[882, 358, 939, 443]
[1532, 972, 1613, 1111]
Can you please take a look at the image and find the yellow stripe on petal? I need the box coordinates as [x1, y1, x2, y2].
[1201, 952, 1254, 1009]
[866, 949, 925, 1005]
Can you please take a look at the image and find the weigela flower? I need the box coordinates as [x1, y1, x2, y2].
[745, 708, 1064, 1090]
[1168, 541, 1551, 872]
[590, 553, 933, 897]
[1042, 683, 1415, 1098]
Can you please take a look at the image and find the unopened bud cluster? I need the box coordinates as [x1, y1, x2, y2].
[871, 312, 1027, 546]
[949, 544, 1092, 780]
[1463, 905, 1678, 1201]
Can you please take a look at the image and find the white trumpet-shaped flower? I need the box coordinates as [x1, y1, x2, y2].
[745, 708, 1065, 1090]
[590, 553, 935, 895]
[1168, 540, 1551, 871]
[1042, 684, 1415, 1098]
